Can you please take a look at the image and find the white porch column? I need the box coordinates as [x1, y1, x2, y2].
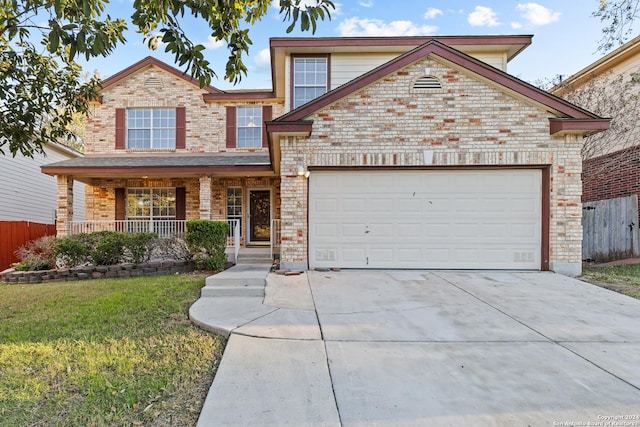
[199, 175, 212, 219]
[56, 175, 74, 237]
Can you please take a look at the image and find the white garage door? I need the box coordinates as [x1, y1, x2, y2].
[309, 169, 541, 270]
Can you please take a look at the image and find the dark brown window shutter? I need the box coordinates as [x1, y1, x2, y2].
[226, 106, 236, 148]
[115, 188, 126, 220]
[262, 105, 272, 148]
[176, 187, 186, 220]
[115, 108, 126, 149]
[176, 106, 186, 149]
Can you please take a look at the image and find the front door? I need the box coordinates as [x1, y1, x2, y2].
[248, 190, 271, 244]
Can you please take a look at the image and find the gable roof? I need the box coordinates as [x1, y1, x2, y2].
[99, 56, 221, 94]
[273, 39, 609, 135]
[551, 35, 640, 96]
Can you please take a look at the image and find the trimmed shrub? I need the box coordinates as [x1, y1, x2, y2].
[13, 236, 57, 271]
[124, 232, 157, 264]
[56, 234, 94, 267]
[185, 220, 229, 271]
[91, 231, 126, 265]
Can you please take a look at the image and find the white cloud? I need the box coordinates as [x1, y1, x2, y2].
[510, 21, 523, 29]
[468, 6, 499, 27]
[424, 7, 443, 20]
[338, 17, 437, 37]
[204, 35, 224, 50]
[517, 2, 560, 26]
[254, 48, 271, 71]
[359, 0, 373, 7]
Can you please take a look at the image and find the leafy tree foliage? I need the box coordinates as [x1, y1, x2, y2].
[0, 0, 334, 157]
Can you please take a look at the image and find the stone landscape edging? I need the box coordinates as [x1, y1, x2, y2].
[1, 260, 196, 284]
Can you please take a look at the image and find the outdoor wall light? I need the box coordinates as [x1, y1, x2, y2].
[297, 166, 310, 178]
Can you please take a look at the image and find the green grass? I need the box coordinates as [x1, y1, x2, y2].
[0, 274, 225, 426]
[582, 263, 640, 299]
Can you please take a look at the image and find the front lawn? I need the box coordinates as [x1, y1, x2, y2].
[581, 263, 640, 299]
[0, 274, 225, 426]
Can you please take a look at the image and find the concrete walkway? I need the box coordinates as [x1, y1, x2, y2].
[190, 268, 640, 426]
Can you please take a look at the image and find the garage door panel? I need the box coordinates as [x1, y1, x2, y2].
[344, 199, 366, 213]
[398, 198, 421, 213]
[314, 223, 338, 238]
[309, 170, 541, 270]
[314, 198, 338, 212]
[370, 198, 394, 212]
[342, 223, 366, 238]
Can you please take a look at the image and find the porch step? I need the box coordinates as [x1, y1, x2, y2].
[236, 251, 273, 265]
[201, 264, 270, 298]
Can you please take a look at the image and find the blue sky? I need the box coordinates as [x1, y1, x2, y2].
[78, 1, 617, 90]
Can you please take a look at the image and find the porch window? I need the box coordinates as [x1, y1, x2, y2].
[237, 107, 262, 148]
[293, 57, 328, 109]
[127, 108, 176, 149]
[226, 187, 242, 236]
[127, 188, 176, 224]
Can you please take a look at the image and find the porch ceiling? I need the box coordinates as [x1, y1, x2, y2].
[41, 153, 274, 183]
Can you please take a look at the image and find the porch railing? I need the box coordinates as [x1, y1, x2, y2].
[68, 220, 241, 259]
[69, 220, 187, 238]
[227, 219, 240, 261]
[271, 218, 281, 259]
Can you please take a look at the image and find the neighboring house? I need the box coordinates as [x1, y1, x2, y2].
[551, 36, 640, 261]
[551, 35, 640, 205]
[1, 141, 85, 224]
[41, 35, 609, 276]
[1, 141, 85, 269]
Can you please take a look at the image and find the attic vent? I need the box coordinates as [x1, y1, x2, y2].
[413, 76, 442, 90]
[144, 77, 162, 88]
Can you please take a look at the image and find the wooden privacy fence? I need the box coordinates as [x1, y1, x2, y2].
[0, 221, 57, 271]
[582, 195, 640, 262]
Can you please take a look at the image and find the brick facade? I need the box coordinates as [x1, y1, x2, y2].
[582, 145, 640, 208]
[69, 65, 284, 238]
[278, 56, 584, 273]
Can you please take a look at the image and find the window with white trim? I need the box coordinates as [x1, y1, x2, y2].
[226, 187, 242, 235]
[293, 57, 328, 109]
[127, 108, 176, 149]
[237, 106, 262, 148]
[127, 188, 176, 221]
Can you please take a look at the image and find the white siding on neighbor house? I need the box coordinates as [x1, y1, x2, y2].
[0, 145, 85, 224]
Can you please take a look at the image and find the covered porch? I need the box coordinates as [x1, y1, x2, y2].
[41, 153, 282, 262]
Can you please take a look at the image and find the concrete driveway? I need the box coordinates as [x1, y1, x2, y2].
[191, 270, 640, 426]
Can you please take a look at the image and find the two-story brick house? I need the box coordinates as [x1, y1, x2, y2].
[42, 35, 609, 276]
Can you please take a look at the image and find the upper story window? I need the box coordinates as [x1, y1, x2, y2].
[127, 108, 176, 149]
[115, 107, 185, 151]
[225, 105, 271, 149]
[293, 57, 328, 109]
[237, 106, 262, 148]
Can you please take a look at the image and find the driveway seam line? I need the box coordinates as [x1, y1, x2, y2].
[230, 307, 279, 333]
[307, 272, 344, 427]
[434, 272, 640, 393]
[555, 343, 640, 393]
[433, 272, 555, 342]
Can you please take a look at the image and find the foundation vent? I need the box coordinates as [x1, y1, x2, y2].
[413, 76, 442, 90]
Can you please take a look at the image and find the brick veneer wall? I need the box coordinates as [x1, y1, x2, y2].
[86, 65, 283, 155]
[278, 56, 584, 272]
[582, 145, 640, 207]
[76, 65, 284, 229]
